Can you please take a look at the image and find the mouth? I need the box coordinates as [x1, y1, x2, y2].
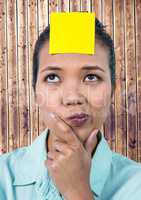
[66, 112, 90, 127]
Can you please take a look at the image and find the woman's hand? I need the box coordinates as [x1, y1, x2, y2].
[44, 112, 98, 200]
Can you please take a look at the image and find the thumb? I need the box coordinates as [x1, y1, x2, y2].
[84, 129, 99, 155]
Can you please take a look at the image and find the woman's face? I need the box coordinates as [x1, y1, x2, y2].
[35, 39, 112, 144]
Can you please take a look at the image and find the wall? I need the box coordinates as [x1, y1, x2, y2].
[0, 0, 141, 162]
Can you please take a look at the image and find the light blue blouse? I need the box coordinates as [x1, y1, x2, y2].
[0, 128, 141, 200]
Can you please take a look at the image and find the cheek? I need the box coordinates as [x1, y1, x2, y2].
[89, 84, 111, 117]
[36, 87, 61, 110]
[88, 84, 111, 110]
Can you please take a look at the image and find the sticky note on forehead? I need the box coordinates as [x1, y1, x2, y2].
[49, 12, 95, 54]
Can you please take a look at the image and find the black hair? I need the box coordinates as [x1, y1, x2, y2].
[32, 17, 116, 96]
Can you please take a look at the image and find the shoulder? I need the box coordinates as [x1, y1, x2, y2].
[0, 147, 28, 187]
[105, 151, 141, 199]
[0, 147, 29, 199]
[0, 146, 28, 170]
[111, 151, 141, 175]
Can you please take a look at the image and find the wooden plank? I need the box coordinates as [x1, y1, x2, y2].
[101, 0, 116, 152]
[70, 0, 81, 11]
[49, 0, 59, 12]
[102, 0, 113, 36]
[91, 1, 104, 134]
[91, 0, 102, 20]
[48, 0, 59, 23]
[135, 0, 141, 162]
[124, 0, 138, 161]
[27, 0, 39, 142]
[7, 0, 20, 151]
[0, 0, 8, 154]
[113, 0, 127, 156]
[80, 0, 91, 11]
[17, 1, 30, 147]
[58, 0, 69, 12]
[37, 0, 49, 134]
[0, 0, 140, 161]
[38, 0, 49, 34]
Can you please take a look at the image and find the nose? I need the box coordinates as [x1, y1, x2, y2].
[62, 90, 87, 106]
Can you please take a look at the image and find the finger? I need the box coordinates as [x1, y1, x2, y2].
[53, 141, 71, 155]
[47, 150, 64, 161]
[84, 129, 99, 156]
[43, 112, 66, 142]
[44, 112, 80, 145]
[47, 151, 55, 160]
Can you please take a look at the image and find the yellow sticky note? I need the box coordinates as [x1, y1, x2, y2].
[49, 12, 95, 54]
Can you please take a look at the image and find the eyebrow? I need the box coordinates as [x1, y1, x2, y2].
[40, 65, 105, 73]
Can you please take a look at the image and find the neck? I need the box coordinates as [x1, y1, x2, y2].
[46, 129, 100, 158]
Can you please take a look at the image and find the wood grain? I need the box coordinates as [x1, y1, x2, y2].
[7, 0, 20, 151]
[81, 0, 91, 11]
[37, 0, 49, 134]
[124, 0, 138, 161]
[102, 0, 116, 151]
[59, 0, 69, 12]
[70, 0, 81, 11]
[17, 0, 30, 147]
[113, 0, 127, 156]
[135, 0, 141, 162]
[0, 0, 141, 162]
[0, 1, 8, 153]
[27, 0, 39, 141]
[91, 0, 102, 20]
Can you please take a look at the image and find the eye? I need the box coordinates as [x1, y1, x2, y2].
[84, 74, 101, 82]
[44, 73, 60, 83]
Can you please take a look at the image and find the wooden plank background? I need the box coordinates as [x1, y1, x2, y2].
[0, 0, 141, 162]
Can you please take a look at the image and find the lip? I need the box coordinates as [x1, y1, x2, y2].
[66, 113, 89, 120]
[66, 113, 89, 127]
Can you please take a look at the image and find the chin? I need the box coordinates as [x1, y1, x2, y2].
[72, 127, 92, 142]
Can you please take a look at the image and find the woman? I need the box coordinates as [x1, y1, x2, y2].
[0, 18, 141, 200]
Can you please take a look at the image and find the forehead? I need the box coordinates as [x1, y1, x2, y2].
[39, 38, 110, 72]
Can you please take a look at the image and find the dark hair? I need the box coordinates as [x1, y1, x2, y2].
[32, 17, 116, 96]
